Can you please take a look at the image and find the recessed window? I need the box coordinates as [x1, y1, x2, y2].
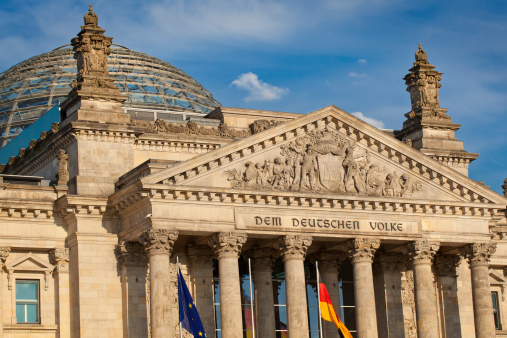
[16, 280, 39, 324]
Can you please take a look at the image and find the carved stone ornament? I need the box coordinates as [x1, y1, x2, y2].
[434, 254, 461, 276]
[460, 242, 497, 266]
[0, 246, 10, 264]
[187, 244, 214, 268]
[309, 251, 347, 274]
[402, 240, 440, 265]
[116, 241, 146, 267]
[375, 252, 406, 274]
[56, 149, 69, 186]
[275, 235, 313, 261]
[208, 232, 247, 258]
[343, 238, 380, 263]
[139, 229, 178, 256]
[243, 248, 279, 271]
[224, 127, 423, 197]
[49, 248, 70, 271]
[401, 269, 417, 337]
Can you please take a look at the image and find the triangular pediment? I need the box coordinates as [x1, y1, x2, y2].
[141, 105, 507, 205]
[5, 253, 54, 273]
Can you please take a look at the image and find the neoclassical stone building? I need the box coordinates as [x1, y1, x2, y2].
[0, 7, 506, 338]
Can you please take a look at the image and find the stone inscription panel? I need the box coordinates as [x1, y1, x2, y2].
[235, 210, 421, 237]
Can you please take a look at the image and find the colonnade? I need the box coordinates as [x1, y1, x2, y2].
[134, 229, 497, 338]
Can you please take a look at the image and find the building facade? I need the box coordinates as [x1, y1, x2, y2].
[0, 7, 506, 338]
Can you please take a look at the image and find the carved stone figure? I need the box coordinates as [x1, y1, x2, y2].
[56, 149, 69, 186]
[502, 178, 507, 197]
[225, 127, 423, 198]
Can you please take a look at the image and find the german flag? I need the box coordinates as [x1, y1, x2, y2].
[319, 283, 353, 338]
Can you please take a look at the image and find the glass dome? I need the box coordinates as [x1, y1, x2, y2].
[0, 45, 221, 147]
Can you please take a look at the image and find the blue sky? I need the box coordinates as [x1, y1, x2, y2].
[1, 0, 506, 195]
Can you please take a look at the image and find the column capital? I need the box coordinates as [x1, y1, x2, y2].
[343, 238, 380, 263]
[373, 252, 406, 275]
[310, 251, 347, 274]
[243, 247, 279, 271]
[434, 254, 461, 276]
[460, 242, 496, 266]
[0, 246, 10, 264]
[276, 235, 312, 261]
[402, 240, 440, 265]
[208, 232, 247, 258]
[139, 229, 178, 256]
[187, 244, 214, 268]
[50, 248, 70, 272]
[116, 241, 146, 267]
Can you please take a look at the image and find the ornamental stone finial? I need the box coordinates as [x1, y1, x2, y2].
[275, 235, 312, 261]
[243, 248, 279, 270]
[415, 42, 428, 63]
[402, 240, 440, 265]
[460, 242, 497, 266]
[84, 4, 99, 27]
[309, 251, 347, 274]
[208, 232, 247, 258]
[342, 238, 380, 263]
[139, 229, 178, 256]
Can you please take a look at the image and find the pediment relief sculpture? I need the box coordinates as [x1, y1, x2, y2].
[225, 127, 422, 198]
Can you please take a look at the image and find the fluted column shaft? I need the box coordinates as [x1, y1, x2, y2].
[209, 232, 247, 338]
[246, 248, 279, 338]
[463, 242, 497, 338]
[404, 241, 440, 338]
[140, 229, 178, 338]
[311, 251, 346, 338]
[344, 238, 379, 338]
[277, 235, 313, 338]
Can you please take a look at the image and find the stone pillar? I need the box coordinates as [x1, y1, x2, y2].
[188, 245, 216, 338]
[462, 242, 497, 338]
[310, 251, 346, 338]
[0, 247, 10, 338]
[208, 232, 247, 338]
[403, 240, 440, 338]
[276, 235, 313, 338]
[50, 248, 71, 338]
[435, 254, 462, 338]
[343, 238, 380, 338]
[373, 253, 406, 337]
[140, 229, 178, 338]
[244, 248, 279, 338]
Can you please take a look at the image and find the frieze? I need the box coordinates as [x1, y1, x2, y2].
[225, 128, 422, 197]
[235, 210, 421, 237]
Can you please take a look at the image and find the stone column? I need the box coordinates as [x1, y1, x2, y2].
[50, 248, 71, 338]
[244, 248, 279, 338]
[208, 232, 247, 338]
[342, 238, 380, 338]
[310, 251, 346, 338]
[435, 254, 462, 338]
[188, 245, 216, 338]
[0, 247, 10, 338]
[140, 229, 178, 338]
[462, 242, 497, 338]
[276, 235, 313, 338]
[403, 240, 440, 338]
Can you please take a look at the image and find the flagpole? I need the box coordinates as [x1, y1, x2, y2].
[316, 261, 323, 338]
[177, 256, 183, 338]
[248, 258, 255, 338]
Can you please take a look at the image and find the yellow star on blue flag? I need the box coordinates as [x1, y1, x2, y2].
[178, 267, 206, 337]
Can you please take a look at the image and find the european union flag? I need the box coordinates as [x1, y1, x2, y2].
[178, 267, 206, 337]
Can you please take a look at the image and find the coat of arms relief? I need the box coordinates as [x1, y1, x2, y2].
[225, 127, 422, 197]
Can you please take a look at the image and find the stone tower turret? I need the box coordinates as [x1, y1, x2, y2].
[395, 43, 478, 176]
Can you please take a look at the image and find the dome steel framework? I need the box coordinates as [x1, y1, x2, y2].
[0, 45, 221, 146]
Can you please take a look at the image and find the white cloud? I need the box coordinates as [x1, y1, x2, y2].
[231, 72, 289, 101]
[357, 58, 367, 64]
[348, 72, 370, 79]
[351, 112, 385, 129]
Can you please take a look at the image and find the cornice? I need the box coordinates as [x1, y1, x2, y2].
[140, 106, 507, 205]
[111, 183, 504, 219]
[54, 195, 108, 217]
